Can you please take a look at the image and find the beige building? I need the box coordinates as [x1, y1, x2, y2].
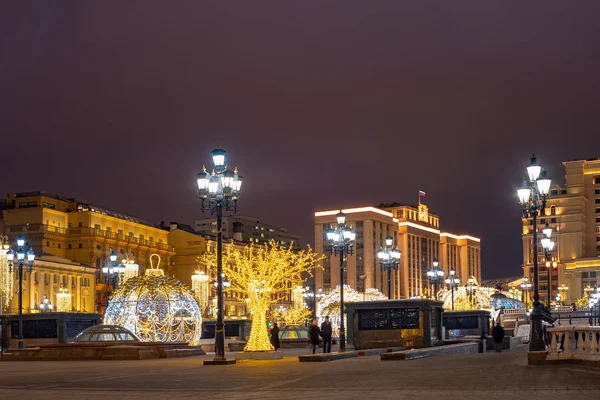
[521, 158, 600, 305]
[315, 203, 481, 299]
[1, 254, 96, 314]
[1, 192, 174, 311]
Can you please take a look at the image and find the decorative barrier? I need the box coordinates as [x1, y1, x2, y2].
[546, 326, 600, 362]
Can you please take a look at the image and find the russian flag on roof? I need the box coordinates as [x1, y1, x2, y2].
[419, 190, 426, 197]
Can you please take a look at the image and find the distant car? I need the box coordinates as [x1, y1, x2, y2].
[72, 325, 139, 343]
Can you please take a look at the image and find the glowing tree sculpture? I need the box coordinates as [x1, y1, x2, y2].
[198, 240, 323, 352]
[105, 273, 202, 344]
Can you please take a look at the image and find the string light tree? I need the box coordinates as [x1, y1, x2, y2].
[326, 212, 356, 352]
[0, 235, 14, 313]
[6, 236, 36, 349]
[517, 154, 552, 352]
[377, 237, 401, 299]
[196, 147, 243, 365]
[198, 240, 322, 358]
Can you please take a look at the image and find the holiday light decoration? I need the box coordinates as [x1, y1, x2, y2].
[105, 275, 202, 344]
[191, 271, 209, 315]
[56, 287, 72, 312]
[438, 278, 525, 311]
[145, 254, 164, 277]
[0, 236, 13, 312]
[123, 260, 139, 282]
[317, 285, 388, 336]
[197, 240, 323, 352]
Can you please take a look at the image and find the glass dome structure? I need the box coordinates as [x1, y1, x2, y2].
[104, 275, 202, 344]
[72, 325, 139, 342]
[490, 293, 525, 310]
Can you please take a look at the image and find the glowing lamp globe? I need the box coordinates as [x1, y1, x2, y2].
[104, 275, 202, 344]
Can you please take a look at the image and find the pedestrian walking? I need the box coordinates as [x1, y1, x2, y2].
[492, 321, 505, 352]
[270, 322, 280, 350]
[309, 319, 321, 354]
[320, 316, 333, 353]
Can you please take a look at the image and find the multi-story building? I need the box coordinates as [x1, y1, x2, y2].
[521, 158, 600, 305]
[2, 254, 96, 314]
[1, 192, 174, 311]
[314, 203, 481, 299]
[195, 215, 301, 247]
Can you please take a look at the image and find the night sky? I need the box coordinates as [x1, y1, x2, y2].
[2, 2, 600, 279]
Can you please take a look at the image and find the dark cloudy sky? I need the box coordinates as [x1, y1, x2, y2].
[1, 1, 600, 279]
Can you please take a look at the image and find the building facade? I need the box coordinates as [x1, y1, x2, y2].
[315, 203, 481, 299]
[521, 158, 600, 305]
[1, 192, 174, 311]
[195, 215, 301, 247]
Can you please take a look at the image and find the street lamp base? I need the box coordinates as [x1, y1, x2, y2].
[529, 305, 546, 352]
[203, 358, 237, 365]
[18, 340, 24, 349]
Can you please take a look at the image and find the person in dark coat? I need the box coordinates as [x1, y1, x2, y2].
[492, 321, 505, 352]
[320, 316, 333, 353]
[309, 319, 321, 354]
[270, 323, 280, 350]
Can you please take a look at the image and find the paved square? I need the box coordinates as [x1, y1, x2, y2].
[1, 345, 599, 399]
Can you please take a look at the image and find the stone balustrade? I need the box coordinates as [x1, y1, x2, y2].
[546, 326, 600, 362]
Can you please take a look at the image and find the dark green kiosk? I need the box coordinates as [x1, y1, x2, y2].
[345, 299, 444, 350]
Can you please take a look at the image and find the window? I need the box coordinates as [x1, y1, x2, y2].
[18, 201, 37, 208]
[550, 190, 558, 196]
[596, 199, 600, 204]
[550, 206, 556, 215]
[106, 227, 112, 232]
[118, 229, 123, 235]
[78, 222, 83, 227]
[58, 243, 61, 249]
[551, 218, 557, 223]
[582, 272, 589, 278]
[597, 218, 600, 223]
[68, 223, 72, 229]
[561, 190, 567, 194]
[595, 177, 600, 184]
[96, 245, 101, 250]
[596, 189, 600, 195]
[78, 243, 83, 249]
[94, 224, 101, 229]
[46, 241, 50, 246]
[42, 202, 56, 209]
[591, 272, 597, 277]
[68, 243, 72, 249]
[597, 209, 600, 214]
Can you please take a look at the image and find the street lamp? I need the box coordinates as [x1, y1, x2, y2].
[517, 154, 552, 351]
[445, 269, 460, 310]
[520, 277, 532, 310]
[465, 277, 478, 306]
[6, 236, 36, 349]
[557, 283, 568, 307]
[589, 287, 600, 326]
[197, 147, 243, 364]
[326, 211, 355, 352]
[541, 223, 556, 308]
[377, 237, 401, 299]
[426, 259, 444, 300]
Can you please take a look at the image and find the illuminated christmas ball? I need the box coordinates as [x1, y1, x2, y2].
[105, 275, 202, 344]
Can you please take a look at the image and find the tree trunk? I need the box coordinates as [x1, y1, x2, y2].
[244, 304, 273, 352]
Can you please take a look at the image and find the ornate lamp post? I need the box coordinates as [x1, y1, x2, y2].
[426, 259, 444, 300]
[521, 277, 532, 310]
[465, 277, 478, 306]
[197, 147, 243, 365]
[326, 212, 356, 352]
[377, 237, 401, 299]
[445, 269, 460, 310]
[6, 236, 36, 349]
[541, 223, 556, 308]
[517, 154, 552, 351]
[557, 283, 568, 307]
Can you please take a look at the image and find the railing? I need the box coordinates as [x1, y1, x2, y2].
[503, 308, 526, 315]
[547, 326, 600, 361]
[9, 224, 67, 235]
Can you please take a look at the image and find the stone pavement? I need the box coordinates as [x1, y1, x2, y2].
[1, 344, 599, 399]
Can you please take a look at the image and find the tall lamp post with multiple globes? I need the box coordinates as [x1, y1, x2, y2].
[445, 269, 460, 310]
[197, 147, 243, 365]
[465, 277, 478, 306]
[517, 154, 552, 352]
[326, 212, 355, 352]
[6, 236, 35, 349]
[541, 223, 556, 308]
[426, 259, 444, 300]
[377, 237, 401, 299]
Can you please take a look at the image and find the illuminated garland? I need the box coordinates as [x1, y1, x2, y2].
[105, 275, 202, 345]
[0, 248, 13, 311]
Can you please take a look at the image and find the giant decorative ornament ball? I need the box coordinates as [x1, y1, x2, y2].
[105, 275, 202, 344]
